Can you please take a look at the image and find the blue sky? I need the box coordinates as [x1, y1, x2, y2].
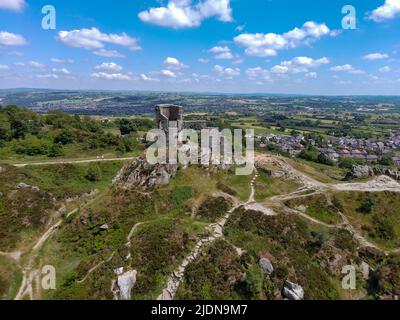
[0, 0, 400, 94]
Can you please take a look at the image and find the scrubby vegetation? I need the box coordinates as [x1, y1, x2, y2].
[285, 194, 342, 225]
[0, 106, 144, 161]
[333, 191, 400, 249]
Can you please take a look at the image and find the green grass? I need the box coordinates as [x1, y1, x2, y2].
[285, 194, 342, 225]
[255, 170, 300, 201]
[333, 191, 400, 250]
[23, 161, 123, 199]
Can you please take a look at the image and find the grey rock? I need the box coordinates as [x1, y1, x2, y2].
[283, 280, 304, 300]
[117, 270, 137, 300]
[100, 224, 109, 231]
[17, 182, 31, 189]
[259, 258, 274, 275]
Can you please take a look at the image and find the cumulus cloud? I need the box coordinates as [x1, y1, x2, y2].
[93, 49, 126, 58]
[208, 45, 236, 59]
[234, 21, 331, 57]
[138, 0, 233, 29]
[330, 64, 364, 74]
[363, 52, 389, 60]
[163, 57, 188, 69]
[214, 64, 240, 78]
[58, 27, 141, 51]
[245, 67, 270, 81]
[271, 56, 329, 74]
[208, 45, 230, 53]
[160, 69, 177, 78]
[91, 72, 131, 80]
[0, 0, 25, 12]
[95, 62, 123, 72]
[369, 0, 400, 22]
[379, 66, 391, 72]
[0, 31, 28, 46]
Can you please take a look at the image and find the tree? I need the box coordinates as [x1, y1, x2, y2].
[317, 153, 334, 166]
[245, 265, 263, 299]
[117, 119, 138, 135]
[48, 144, 64, 158]
[358, 196, 375, 214]
[54, 129, 75, 145]
[339, 157, 364, 169]
[379, 156, 394, 166]
[85, 165, 102, 182]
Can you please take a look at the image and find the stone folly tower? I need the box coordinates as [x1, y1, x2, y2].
[155, 104, 184, 134]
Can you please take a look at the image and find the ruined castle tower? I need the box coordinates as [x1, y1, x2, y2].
[155, 104, 184, 134]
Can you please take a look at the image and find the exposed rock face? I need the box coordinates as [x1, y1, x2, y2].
[347, 165, 374, 180]
[113, 157, 179, 190]
[0, 166, 5, 173]
[347, 165, 400, 181]
[259, 258, 274, 275]
[282, 280, 304, 300]
[117, 270, 137, 300]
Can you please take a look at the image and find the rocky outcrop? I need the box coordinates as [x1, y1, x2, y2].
[16, 182, 40, 191]
[259, 258, 274, 275]
[113, 157, 179, 190]
[0, 166, 5, 173]
[347, 165, 400, 181]
[347, 165, 373, 180]
[282, 280, 304, 300]
[117, 270, 137, 300]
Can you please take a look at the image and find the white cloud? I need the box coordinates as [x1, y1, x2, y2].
[95, 62, 123, 72]
[214, 64, 240, 78]
[234, 21, 331, 57]
[160, 69, 177, 78]
[52, 68, 71, 75]
[215, 52, 234, 59]
[305, 72, 317, 79]
[379, 66, 391, 72]
[58, 27, 141, 51]
[330, 64, 364, 74]
[208, 45, 230, 53]
[13, 62, 24, 66]
[93, 49, 126, 58]
[37, 74, 59, 79]
[246, 67, 270, 80]
[51, 58, 74, 64]
[0, 64, 9, 70]
[7, 50, 23, 56]
[91, 72, 131, 80]
[0, 0, 25, 12]
[271, 56, 329, 74]
[363, 53, 389, 60]
[29, 61, 45, 68]
[198, 58, 210, 63]
[235, 25, 245, 32]
[138, 0, 233, 29]
[369, 0, 400, 22]
[163, 57, 188, 69]
[140, 73, 159, 82]
[0, 31, 28, 46]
